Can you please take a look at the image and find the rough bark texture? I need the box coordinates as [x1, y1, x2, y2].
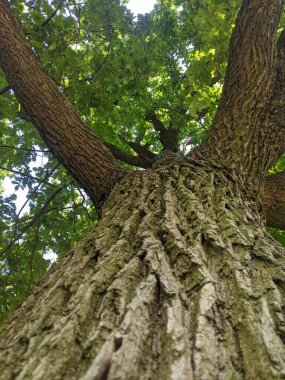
[1, 158, 285, 379]
[1, 0, 285, 379]
[191, 0, 284, 198]
[264, 29, 285, 166]
[264, 171, 285, 230]
[0, 0, 125, 209]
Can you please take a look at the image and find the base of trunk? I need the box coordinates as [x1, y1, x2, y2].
[1, 159, 285, 379]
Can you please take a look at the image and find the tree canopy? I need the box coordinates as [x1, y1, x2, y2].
[1, 0, 285, 322]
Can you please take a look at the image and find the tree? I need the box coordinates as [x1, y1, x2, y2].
[1, 0, 285, 378]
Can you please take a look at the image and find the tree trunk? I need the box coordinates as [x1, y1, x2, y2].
[1, 157, 285, 379]
[1, 2, 285, 378]
[0, 0, 125, 210]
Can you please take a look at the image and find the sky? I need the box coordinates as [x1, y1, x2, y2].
[127, 0, 156, 15]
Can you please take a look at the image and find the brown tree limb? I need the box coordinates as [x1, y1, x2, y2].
[189, 1, 283, 197]
[264, 171, 285, 230]
[145, 111, 179, 152]
[119, 134, 156, 164]
[135, 127, 146, 144]
[214, 0, 282, 127]
[0, 1, 126, 210]
[145, 110, 165, 132]
[104, 142, 152, 169]
[262, 29, 285, 168]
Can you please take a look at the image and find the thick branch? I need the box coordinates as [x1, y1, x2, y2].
[190, 1, 283, 195]
[0, 1, 125, 209]
[145, 110, 165, 132]
[104, 142, 152, 169]
[264, 171, 285, 230]
[216, 0, 282, 125]
[145, 111, 179, 152]
[262, 29, 285, 167]
[119, 135, 156, 164]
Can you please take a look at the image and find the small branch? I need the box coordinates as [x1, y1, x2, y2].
[27, 221, 40, 293]
[135, 127, 146, 144]
[0, 278, 9, 314]
[77, 187, 94, 220]
[0, 85, 11, 95]
[34, 0, 65, 32]
[0, 183, 69, 258]
[0, 145, 49, 153]
[0, 166, 55, 186]
[15, 163, 60, 221]
[92, 51, 112, 78]
[9, 162, 61, 255]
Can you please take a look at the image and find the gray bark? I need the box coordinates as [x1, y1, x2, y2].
[1, 157, 285, 379]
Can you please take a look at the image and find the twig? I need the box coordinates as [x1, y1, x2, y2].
[0, 166, 55, 186]
[27, 221, 40, 293]
[34, 0, 65, 32]
[0, 145, 50, 153]
[15, 163, 60, 221]
[0, 183, 69, 258]
[0, 85, 11, 95]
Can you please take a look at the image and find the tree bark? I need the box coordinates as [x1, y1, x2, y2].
[190, 1, 283, 197]
[1, 158, 285, 379]
[264, 171, 285, 230]
[0, 0, 125, 210]
[1, 1, 285, 379]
